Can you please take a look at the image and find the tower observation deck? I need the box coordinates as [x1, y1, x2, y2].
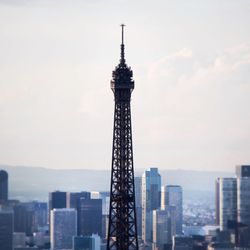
[107, 25, 138, 250]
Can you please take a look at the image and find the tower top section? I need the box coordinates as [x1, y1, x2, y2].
[111, 24, 134, 94]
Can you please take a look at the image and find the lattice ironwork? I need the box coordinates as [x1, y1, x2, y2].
[107, 25, 138, 250]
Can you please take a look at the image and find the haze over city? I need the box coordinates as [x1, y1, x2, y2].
[0, 0, 250, 171]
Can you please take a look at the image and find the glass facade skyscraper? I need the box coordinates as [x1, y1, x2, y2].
[50, 208, 77, 250]
[142, 168, 161, 243]
[216, 165, 250, 247]
[0, 208, 13, 250]
[218, 178, 237, 230]
[152, 209, 171, 249]
[78, 198, 102, 237]
[162, 185, 183, 235]
[237, 177, 250, 228]
[49, 191, 67, 211]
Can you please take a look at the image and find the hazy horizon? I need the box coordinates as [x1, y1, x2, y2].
[0, 163, 235, 174]
[0, 0, 250, 171]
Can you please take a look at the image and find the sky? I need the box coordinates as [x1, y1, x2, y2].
[0, 0, 250, 171]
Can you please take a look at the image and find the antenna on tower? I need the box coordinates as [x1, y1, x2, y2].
[121, 23, 125, 45]
[120, 24, 126, 65]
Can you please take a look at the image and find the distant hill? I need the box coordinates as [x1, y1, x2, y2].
[0, 164, 234, 202]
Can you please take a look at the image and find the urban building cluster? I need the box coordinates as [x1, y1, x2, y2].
[0, 167, 182, 250]
[215, 165, 250, 248]
[0, 165, 250, 250]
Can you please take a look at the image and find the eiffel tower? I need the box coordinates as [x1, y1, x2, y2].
[107, 25, 138, 250]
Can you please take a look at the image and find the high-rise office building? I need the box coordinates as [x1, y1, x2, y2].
[0, 170, 8, 203]
[49, 191, 67, 228]
[66, 191, 91, 209]
[142, 168, 161, 243]
[215, 178, 220, 226]
[216, 165, 250, 247]
[161, 185, 183, 235]
[152, 209, 171, 249]
[90, 191, 110, 238]
[135, 176, 142, 208]
[160, 186, 168, 211]
[13, 201, 47, 235]
[237, 177, 250, 228]
[50, 208, 77, 250]
[236, 165, 250, 247]
[237, 178, 250, 247]
[66, 191, 91, 235]
[33, 202, 47, 230]
[0, 208, 13, 250]
[78, 198, 102, 237]
[100, 192, 110, 216]
[13, 202, 35, 235]
[49, 191, 67, 211]
[13, 204, 26, 233]
[217, 178, 237, 231]
[18, 201, 47, 230]
[90, 191, 110, 216]
[134, 176, 142, 237]
[167, 205, 177, 241]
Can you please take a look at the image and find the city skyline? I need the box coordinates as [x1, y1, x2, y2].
[0, 0, 250, 171]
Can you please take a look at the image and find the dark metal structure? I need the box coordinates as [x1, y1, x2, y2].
[107, 25, 138, 250]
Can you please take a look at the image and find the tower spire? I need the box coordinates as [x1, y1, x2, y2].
[121, 23, 125, 44]
[120, 24, 125, 65]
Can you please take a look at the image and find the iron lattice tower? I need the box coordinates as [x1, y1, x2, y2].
[107, 25, 138, 250]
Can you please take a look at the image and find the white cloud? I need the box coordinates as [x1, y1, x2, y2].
[133, 43, 250, 170]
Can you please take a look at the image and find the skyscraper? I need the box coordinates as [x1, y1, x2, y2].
[215, 178, 220, 226]
[134, 176, 142, 237]
[49, 191, 67, 228]
[33, 202, 48, 230]
[66, 191, 91, 235]
[217, 178, 237, 231]
[162, 185, 183, 235]
[236, 165, 250, 247]
[78, 198, 102, 237]
[13, 202, 36, 235]
[99, 191, 110, 216]
[107, 25, 138, 250]
[134, 177, 142, 208]
[216, 165, 250, 247]
[142, 168, 161, 243]
[66, 191, 91, 210]
[89, 191, 110, 216]
[0, 170, 8, 203]
[90, 191, 110, 238]
[152, 209, 171, 249]
[50, 208, 77, 250]
[236, 165, 250, 227]
[0, 208, 13, 250]
[49, 191, 67, 211]
[237, 177, 250, 228]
